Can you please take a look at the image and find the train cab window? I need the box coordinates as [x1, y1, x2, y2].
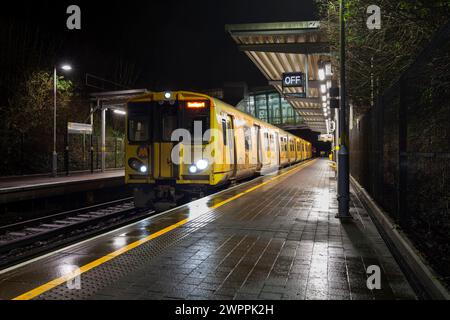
[128, 103, 151, 143]
[222, 119, 227, 145]
[162, 115, 177, 141]
[181, 101, 210, 144]
[193, 116, 210, 142]
[159, 103, 178, 142]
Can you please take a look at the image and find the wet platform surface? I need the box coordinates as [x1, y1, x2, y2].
[0, 170, 125, 205]
[0, 170, 124, 192]
[0, 160, 416, 300]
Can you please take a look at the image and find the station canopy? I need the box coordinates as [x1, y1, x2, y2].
[89, 89, 149, 110]
[226, 21, 331, 133]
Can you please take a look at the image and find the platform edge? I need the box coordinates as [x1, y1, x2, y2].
[350, 175, 450, 301]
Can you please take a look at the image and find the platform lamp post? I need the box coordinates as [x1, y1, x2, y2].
[336, 0, 351, 219]
[52, 64, 72, 177]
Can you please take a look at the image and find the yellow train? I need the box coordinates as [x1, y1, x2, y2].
[125, 91, 312, 208]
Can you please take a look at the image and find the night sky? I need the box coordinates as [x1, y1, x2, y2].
[3, 0, 317, 90]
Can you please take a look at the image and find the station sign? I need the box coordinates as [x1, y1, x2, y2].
[282, 72, 305, 88]
[318, 134, 334, 142]
[284, 93, 307, 99]
[68, 122, 93, 135]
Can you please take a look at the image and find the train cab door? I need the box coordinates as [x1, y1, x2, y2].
[226, 115, 237, 179]
[155, 103, 178, 179]
[254, 125, 262, 171]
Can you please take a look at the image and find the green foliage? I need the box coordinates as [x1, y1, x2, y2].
[7, 71, 73, 134]
[315, 0, 450, 111]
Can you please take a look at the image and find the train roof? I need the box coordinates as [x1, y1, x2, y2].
[128, 91, 311, 145]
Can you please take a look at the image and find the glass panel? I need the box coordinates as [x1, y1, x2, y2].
[268, 93, 281, 125]
[162, 115, 177, 142]
[127, 103, 151, 143]
[222, 120, 227, 145]
[244, 126, 252, 151]
[281, 98, 296, 125]
[255, 94, 267, 122]
[248, 95, 255, 117]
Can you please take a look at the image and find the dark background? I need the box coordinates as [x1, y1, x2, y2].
[1, 0, 317, 90]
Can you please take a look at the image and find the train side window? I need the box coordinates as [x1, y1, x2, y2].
[222, 119, 227, 145]
[244, 126, 252, 151]
[264, 133, 269, 151]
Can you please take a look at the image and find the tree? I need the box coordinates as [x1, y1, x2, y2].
[8, 71, 73, 135]
[315, 0, 450, 112]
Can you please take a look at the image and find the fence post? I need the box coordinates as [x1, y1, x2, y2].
[114, 138, 118, 168]
[65, 127, 70, 176]
[398, 78, 409, 228]
[90, 134, 94, 173]
[96, 136, 99, 170]
[377, 96, 384, 203]
[20, 133, 24, 175]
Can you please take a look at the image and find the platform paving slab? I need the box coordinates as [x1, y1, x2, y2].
[0, 160, 416, 300]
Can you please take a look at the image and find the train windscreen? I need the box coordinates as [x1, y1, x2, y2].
[127, 102, 151, 143]
[180, 101, 211, 143]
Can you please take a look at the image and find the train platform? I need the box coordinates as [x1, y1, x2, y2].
[0, 170, 125, 204]
[0, 159, 416, 300]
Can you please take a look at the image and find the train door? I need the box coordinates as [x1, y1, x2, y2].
[286, 139, 291, 165]
[155, 103, 178, 179]
[274, 132, 280, 167]
[254, 125, 262, 171]
[226, 115, 237, 178]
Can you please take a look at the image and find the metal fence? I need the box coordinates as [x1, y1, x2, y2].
[0, 130, 125, 176]
[67, 135, 125, 172]
[350, 21, 450, 284]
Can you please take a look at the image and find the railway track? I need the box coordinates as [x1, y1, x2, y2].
[0, 171, 282, 270]
[0, 198, 154, 268]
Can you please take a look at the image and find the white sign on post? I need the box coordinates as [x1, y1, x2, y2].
[282, 72, 305, 88]
[68, 122, 93, 135]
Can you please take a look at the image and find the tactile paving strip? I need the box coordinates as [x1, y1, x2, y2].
[36, 166, 301, 300]
[36, 210, 225, 300]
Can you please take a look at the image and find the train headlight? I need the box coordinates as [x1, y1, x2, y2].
[164, 92, 172, 100]
[140, 165, 148, 173]
[196, 159, 209, 171]
[189, 165, 198, 174]
[128, 158, 148, 174]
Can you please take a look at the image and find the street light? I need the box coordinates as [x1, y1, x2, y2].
[318, 68, 326, 81]
[52, 63, 72, 177]
[113, 109, 127, 116]
[337, 0, 351, 218]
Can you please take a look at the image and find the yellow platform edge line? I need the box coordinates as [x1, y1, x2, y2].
[12, 159, 316, 300]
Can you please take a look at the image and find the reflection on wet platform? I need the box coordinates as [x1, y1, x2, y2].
[0, 160, 415, 300]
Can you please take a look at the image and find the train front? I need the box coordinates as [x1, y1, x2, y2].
[125, 91, 215, 208]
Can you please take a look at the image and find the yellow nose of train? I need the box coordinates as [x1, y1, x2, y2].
[125, 91, 312, 208]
